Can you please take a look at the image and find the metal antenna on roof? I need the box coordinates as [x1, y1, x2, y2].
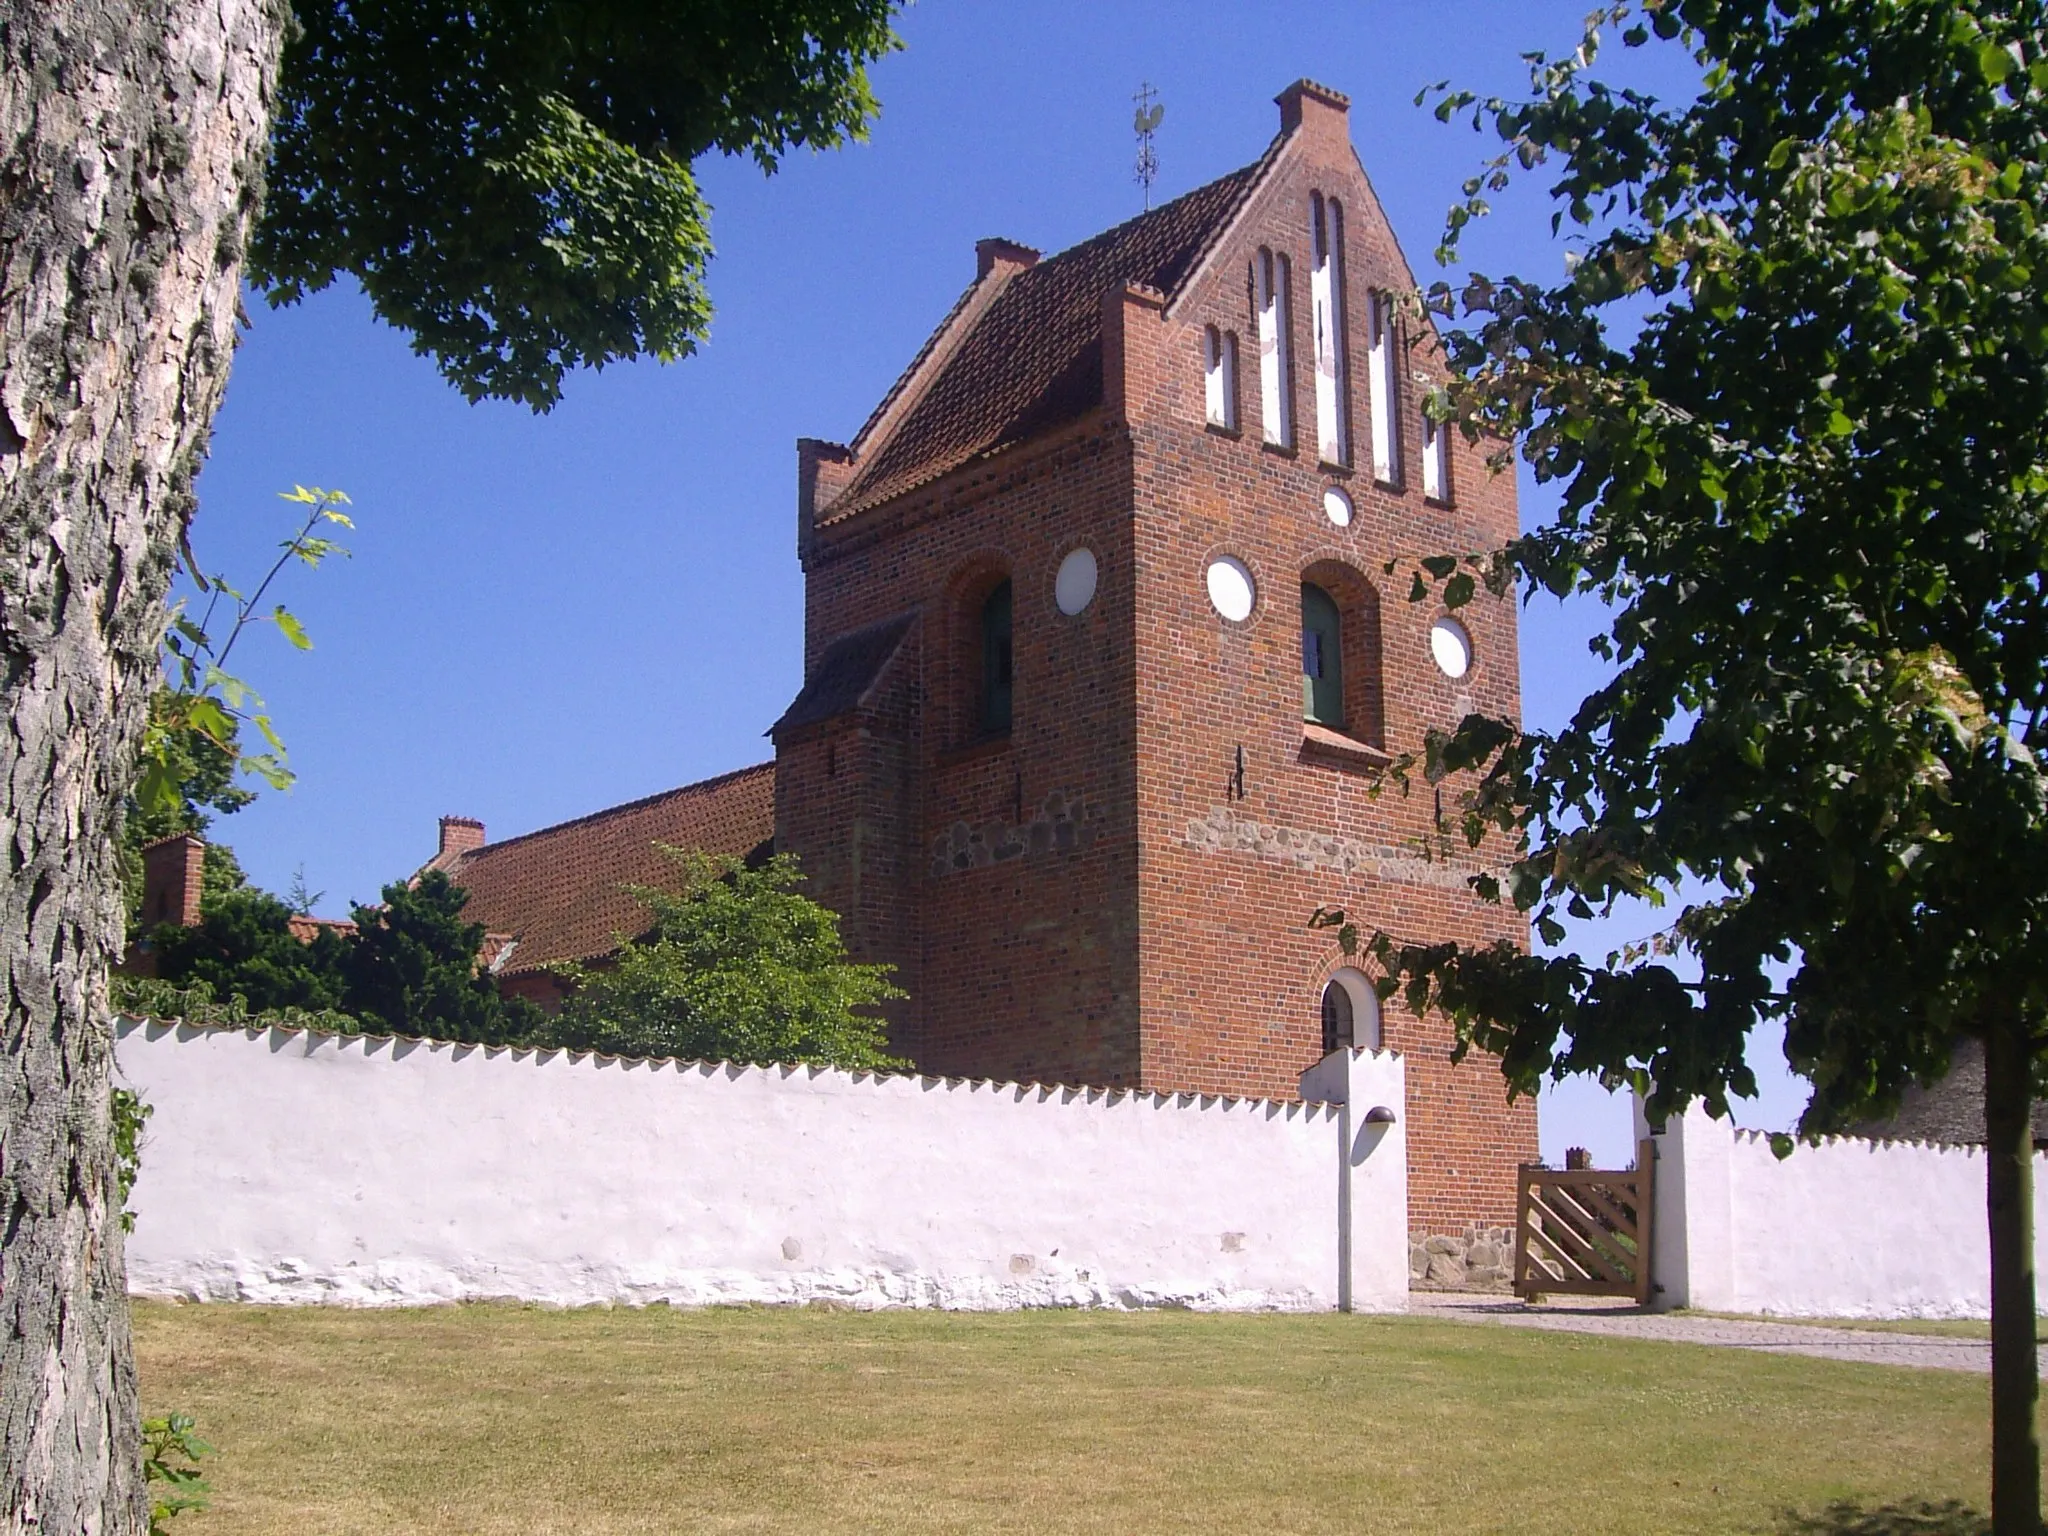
[1133, 83, 1164, 210]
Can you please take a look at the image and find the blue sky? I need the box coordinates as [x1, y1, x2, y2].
[185, 0, 1808, 1161]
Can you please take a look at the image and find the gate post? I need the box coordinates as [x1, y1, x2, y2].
[1635, 1096, 1737, 1312]
[1300, 1047, 1407, 1312]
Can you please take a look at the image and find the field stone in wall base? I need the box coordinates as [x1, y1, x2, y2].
[1408, 1227, 1516, 1293]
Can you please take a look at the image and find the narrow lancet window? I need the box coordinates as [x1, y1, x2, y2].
[1368, 292, 1400, 483]
[1422, 396, 1450, 502]
[1310, 194, 1349, 465]
[1204, 326, 1239, 430]
[1256, 249, 1293, 448]
[980, 580, 1013, 735]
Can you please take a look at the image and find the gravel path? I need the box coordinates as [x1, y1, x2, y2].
[1409, 1292, 2014, 1375]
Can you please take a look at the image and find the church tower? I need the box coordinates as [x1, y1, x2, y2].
[772, 81, 1535, 1270]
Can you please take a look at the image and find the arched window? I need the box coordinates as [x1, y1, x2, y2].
[1310, 193, 1349, 465]
[1255, 249, 1293, 448]
[1302, 560, 1386, 748]
[1301, 582, 1343, 727]
[1321, 968, 1383, 1055]
[980, 579, 1013, 735]
[1321, 979, 1353, 1054]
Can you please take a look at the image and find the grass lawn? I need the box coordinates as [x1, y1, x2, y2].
[135, 1300, 2005, 1536]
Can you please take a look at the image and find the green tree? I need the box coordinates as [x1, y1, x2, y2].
[151, 889, 350, 1017]
[1358, 3, 2048, 1526]
[118, 691, 255, 928]
[124, 485, 356, 930]
[342, 872, 544, 1046]
[1, 5, 899, 1524]
[548, 849, 904, 1071]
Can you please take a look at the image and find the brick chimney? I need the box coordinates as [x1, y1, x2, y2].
[438, 816, 486, 859]
[975, 237, 1040, 281]
[139, 833, 206, 931]
[1276, 78, 1351, 144]
[797, 438, 856, 564]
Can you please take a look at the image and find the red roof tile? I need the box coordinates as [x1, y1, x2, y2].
[826, 157, 1272, 521]
[286, 914, 357, 944]
[438, 763, 776, 977]
[769, 611, 916, 737]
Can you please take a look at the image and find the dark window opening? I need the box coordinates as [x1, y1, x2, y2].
[1321, 981, 1354, 1055]
[980, 579, 1013, 735]
[1301, 582, 1343, 727]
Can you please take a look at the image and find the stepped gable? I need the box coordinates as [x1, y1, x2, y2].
[824, 157, 1273, 522]
[434, 762, 775, 978]
[769, 611, 916, 737]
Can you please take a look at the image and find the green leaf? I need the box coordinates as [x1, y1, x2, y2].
[272, 606, 313, 650]
[240, 752, 295, 792]
[134, 758, 181, 818]
[183, 695, 236, 749]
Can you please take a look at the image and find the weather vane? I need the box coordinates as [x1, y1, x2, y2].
[1133, 83, 1164, 210]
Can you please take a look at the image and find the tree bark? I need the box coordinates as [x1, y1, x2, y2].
[1985, 1011, 2042, 1536]
[0, 2, 284, 1530]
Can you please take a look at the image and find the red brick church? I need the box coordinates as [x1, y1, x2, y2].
[409, 81, 1533, 1276]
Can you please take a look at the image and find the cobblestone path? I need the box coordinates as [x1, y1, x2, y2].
[1408, 1292, 2025, 1375]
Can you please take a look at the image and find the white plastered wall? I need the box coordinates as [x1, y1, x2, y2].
[116, 1021, 1409, 1312]
[1638, 1098, 2048, 1319]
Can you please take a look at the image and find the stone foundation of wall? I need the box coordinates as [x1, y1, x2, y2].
[1409, 1225, 1513, 1292]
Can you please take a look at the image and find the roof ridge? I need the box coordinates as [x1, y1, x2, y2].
[1032, 156, 1264, 277]
[454, 761, 775, 862]
[1161, 131, 1292, 313]
[847, 276, 988, 457]
[819, 158, 1267, 526]
[851, 165, 1262, 464]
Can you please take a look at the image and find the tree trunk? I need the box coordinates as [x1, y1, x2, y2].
[1985, 1012, 2042, 1536]
[0, 2, 284, 1529]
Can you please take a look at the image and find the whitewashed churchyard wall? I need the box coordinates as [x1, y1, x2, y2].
[116, 1020, 1408, 1312]
[1638, 1098, 2048, 1319]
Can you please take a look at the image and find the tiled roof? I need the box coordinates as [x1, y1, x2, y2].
[1848, 1036, 2048, 1146]
[769, 612, 917, 737]
[826, 157, 1272, 520]
[286, 914, 357, 944]
[439, 762, 776, 977]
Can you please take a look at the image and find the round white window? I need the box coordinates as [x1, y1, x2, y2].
[1205, 557, 1256, 623]
[1430, 616, 1474, 678]
[1054, 547, 1098, 615]
[1322, 486, 1353, 528]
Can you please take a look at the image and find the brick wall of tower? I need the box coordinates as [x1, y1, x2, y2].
[1116, 89, 1538, 1237]
[773, 631, 924, 1054]
[790, 428, 1144, 1086]
[785, 82, 1540, 1242]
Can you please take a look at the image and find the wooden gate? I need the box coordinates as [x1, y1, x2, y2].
[1514, 1140, 1655, 1304]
